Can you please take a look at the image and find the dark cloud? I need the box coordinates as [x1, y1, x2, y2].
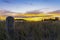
[2, 0, 15, 3]
[2, 0, 10, 3]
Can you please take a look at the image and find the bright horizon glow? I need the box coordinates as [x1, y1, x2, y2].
[0, 0, 60, 13]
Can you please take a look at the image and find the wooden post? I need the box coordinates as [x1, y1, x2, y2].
[6, 16, 15, 40]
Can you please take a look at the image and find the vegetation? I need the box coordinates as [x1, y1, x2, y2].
[0, 17, 60, 40]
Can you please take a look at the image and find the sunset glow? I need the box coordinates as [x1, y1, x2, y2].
[0, 0, 60, 21]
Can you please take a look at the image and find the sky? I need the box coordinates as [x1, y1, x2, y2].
[0, 0, 60, 13]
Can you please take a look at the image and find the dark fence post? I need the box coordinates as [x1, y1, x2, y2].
[6, 16, 15, 40]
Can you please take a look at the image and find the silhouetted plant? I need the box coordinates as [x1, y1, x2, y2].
[0, 17, 60, 40]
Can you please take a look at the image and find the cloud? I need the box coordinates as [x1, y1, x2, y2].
[2, 0, 15, 3]
[3, 0, 10, 3]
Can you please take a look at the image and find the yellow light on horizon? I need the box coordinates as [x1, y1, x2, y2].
[0, 13, 60, 21]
